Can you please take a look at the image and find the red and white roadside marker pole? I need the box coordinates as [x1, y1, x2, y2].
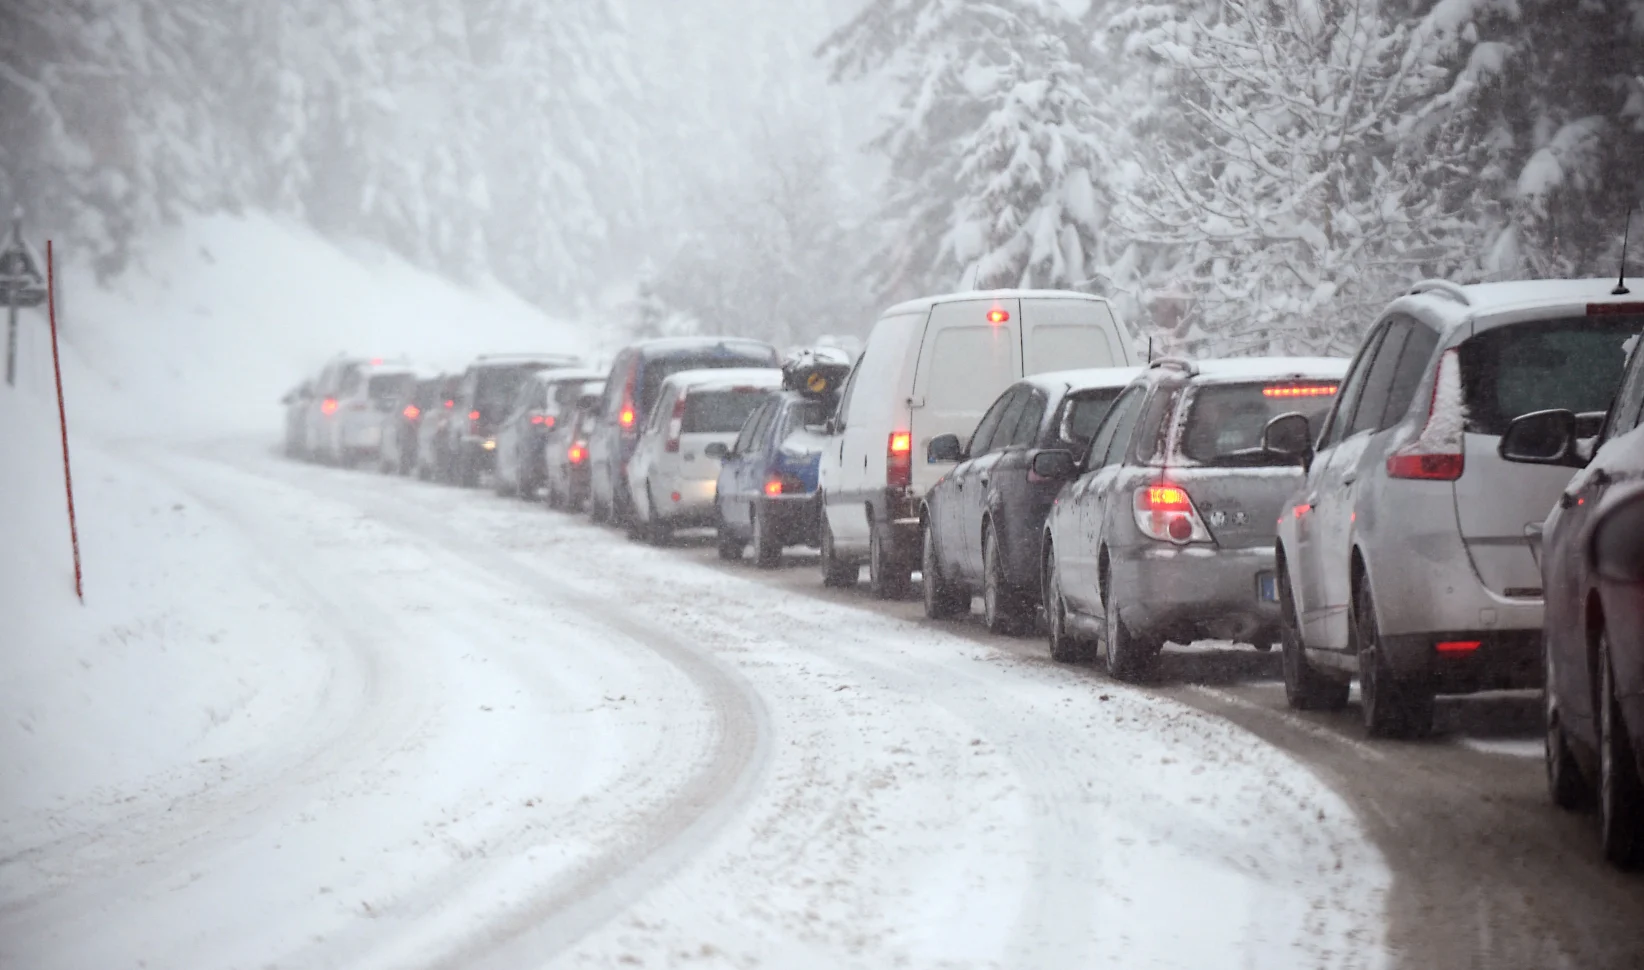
[46, 240, 83, 603]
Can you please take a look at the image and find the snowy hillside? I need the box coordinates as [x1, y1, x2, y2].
[18, 212, 588, 439]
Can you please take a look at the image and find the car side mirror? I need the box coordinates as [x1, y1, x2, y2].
[1499, 409, 1583, 467]
[927, 433, 964, 463]
[1262, 413, 1314, 469]
[1029, 449, 1077, 481]
[1590, 487, 1644, 583]
[704, 442, 730, 460]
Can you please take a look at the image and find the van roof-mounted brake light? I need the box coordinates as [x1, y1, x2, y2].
[987, 308, 1010, 324]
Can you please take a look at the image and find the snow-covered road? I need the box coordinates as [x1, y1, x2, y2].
[2, 436, 1391, 969]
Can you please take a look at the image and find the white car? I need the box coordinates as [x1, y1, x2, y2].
[625, 367, 782, 543]
[310, 358, 421, 466]
[817, 289, 1139, 597]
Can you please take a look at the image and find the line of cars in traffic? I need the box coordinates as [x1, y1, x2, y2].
[281, 277, 1644, 867]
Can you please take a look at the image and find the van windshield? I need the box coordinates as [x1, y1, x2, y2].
[1181, 381, 1340, 464]
[1458, 316, 1644, 435]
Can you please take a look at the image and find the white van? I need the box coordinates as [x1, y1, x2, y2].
[817, 289, 1137, 596]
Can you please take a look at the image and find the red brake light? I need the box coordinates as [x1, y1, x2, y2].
[987, 308, 1010, 324]
[887, 431, 912, 489]
[1262, 384, 1337, 398]
[370, 358, 384, 366]
[568, 442, 587, 464]
[444, 399, 454, 409]
[1133, 483, 1209, 544]
[665, 395, 687, 452]
[1435, 640, 1482, 653]
[320, 397, 338, 416]
[765, 479, 783, 496]
[403, 404, 421, 420]
[1588, 303, 1644, 316]
[1387, 348, 1465, 481]
[468, 409, 481, 421]
[620, 407, 636, 428]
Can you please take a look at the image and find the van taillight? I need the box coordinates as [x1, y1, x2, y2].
[619, 370, 638, 430]
[887, 431, 912, 489]
[320, 397, 338, 416]
[665, 395, 687, 452]
[1387, 348, 1465, 481]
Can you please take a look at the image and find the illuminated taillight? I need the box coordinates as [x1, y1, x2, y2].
[529, 412, 555, 427]
[320, 397, 338, 416]
[1262, 384, 1337, 398]
[619, 370, 638, 431]
[1387, 348, 1465, 481]
[620, 407, 635, 428]
[403, 404, 421, 421]
[887, 431, 912, 489]
[568, 442, 587, 465]
[444, 399, 454, 409]
[765, 479, 783, 496]
[1436, 640, 1482, 653]
[1133, 483, 1211, 544]
[987, 308, 1010, 324]
[664, 395, 687, 453]
[468, 410, 481, 421]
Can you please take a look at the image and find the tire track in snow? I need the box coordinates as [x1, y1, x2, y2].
[203, 444, 775, 969]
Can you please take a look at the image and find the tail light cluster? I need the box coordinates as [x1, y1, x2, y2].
[403, 404, 421, 421]
[320, 397, 339, 416]
[529, 411, 556, 428]
[1386, 348, 1465, 481]
[664, 395, 688, 452]
[764, 474, 806, 496]
[618, 371, 638, 431]
[1133, 483, 1211, 544]
[887, 431, 912, 489]
[568, 441, 588, 465]
[468, 408, 481, 432]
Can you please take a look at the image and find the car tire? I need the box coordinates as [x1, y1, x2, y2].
[921, 520, 968, 620]
[1599, 630, 1644, 867]
[982, 525, 1029, 636]
[1279, 562, 1349, 710]
[1546, 636, 1591, 810]
[545, 473, 564, 510]
[868, 520, 911, 600]
[1103, 583, 1157, 682]
[1045, 542, 1093, 663]
[820, 518, 856, 589]
[494, 461, 517, 497]
[752, 504, 781, 569]
[716, 503, 744, 561]
[1354, 580, 1434, 739]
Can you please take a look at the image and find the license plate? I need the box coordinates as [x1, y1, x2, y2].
[1257, 572, 1279, 603]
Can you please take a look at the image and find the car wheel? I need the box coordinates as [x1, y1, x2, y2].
[1279, 561, 1348, 710]
[1599, 630, 1644, 867]
[1546, 635, 1591, 810]
[921, 520, 968, 620]
[752, 504, 781, 569]
[982, 525, 1028, 636]
[545, 472, 564, 510]
[868, 520, 911, 600]
[494, 458, 517, 497]
[1355, 579, 1434, 738]
[716, 502, 744, 561]
[820, 518, 856, 589]
[1046, 542, 1092, 663]
[1103, 580, 1157, 682]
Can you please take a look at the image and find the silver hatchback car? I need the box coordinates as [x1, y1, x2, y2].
[1273, 279, 1644, 737]
[1041, 356, 1347, 678]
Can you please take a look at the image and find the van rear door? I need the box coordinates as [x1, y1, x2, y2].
[910, 297, 1022, 494]
[1019, 296, 1131, 372]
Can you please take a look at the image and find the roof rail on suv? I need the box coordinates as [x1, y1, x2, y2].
[1407, 279, 1473, 307]
[1147, 356, 1199, 377]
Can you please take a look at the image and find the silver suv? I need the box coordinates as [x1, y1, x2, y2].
[1273, 279, 1644, 737]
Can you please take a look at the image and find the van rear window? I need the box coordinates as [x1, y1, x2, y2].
[1458, 317, 1643, 435]
[1181, 382, 1339, 464]
[683, 389, 770, 434]
[368, 373, 414, 403]
[925, 327, 1016, 415]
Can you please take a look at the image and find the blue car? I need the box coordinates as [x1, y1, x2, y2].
[714, 390, 834, 566]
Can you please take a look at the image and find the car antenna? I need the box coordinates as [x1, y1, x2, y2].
[1616, 204, 1635, 296]
[1147, 336, 1154, 363]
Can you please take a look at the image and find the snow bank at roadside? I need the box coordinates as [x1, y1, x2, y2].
[0, 211, 585, 857]
[40, 211, 589, 439]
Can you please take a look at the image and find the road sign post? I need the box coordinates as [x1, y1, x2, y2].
[2, 210, 49, 387]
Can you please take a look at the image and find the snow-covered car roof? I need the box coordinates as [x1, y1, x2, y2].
[661, 367, 784, 394]
[1391, 277, 1644, 332]
[635, 336, 775, 359]
[1024, 366, 1144, 394]
[470, 352, 584, 369]
[527, 367, 606, 385]
[1145, 356, 1350, 385]
[882, 288, 1114, 317]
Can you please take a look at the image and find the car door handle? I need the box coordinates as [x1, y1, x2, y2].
[1341, 472, 1357, 486]
[979, 475, 990, 487]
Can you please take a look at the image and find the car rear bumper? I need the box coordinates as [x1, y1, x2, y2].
[1112, 542, 1281, 645]
[653, 477, 719, 526]
[760, 493, 821, 545]
[1377, 629, 1543, 691]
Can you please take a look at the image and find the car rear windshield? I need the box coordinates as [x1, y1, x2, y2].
[475, 366, 539, 411]
[368, 373, 414, 404]
[412, 379, 441, 407]
[1458, 316, 1644, 435]
[641, 351, 776, 412]
[1060, 387, 1125, 445]
[1180, 381, 1340, 464]
[783, 399, 829, 436]
[682, 389, 770, 434]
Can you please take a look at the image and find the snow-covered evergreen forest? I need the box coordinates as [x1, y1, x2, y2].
[3, 0, 1641, 353]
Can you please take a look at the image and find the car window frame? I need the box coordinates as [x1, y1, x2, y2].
[1082, 385, 1143, 472]
[1377, 315, 1440, 433]
[1317, 322, 1389, 449]
[1346, 317, 1413, 438]
[982, 388, 1029, 456]
[734, 399, 772, 454]
[833, 355, 863, 430]
[968, 386, 1021, 457]
[1007, 388, 1048, 449]
[1601, 336, 1644, 441]
[1099, 387, 1148, 468]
